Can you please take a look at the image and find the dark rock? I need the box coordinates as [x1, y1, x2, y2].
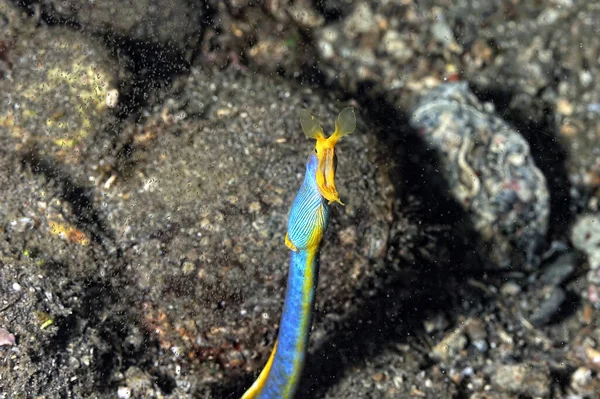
[530, 287, 567, 327]
[36, 0, 203, 49]
[539, 251, 576, 286]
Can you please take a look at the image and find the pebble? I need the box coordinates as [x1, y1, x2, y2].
[490, 363, 550, 397]
[0, 327, 16, 346]
[470, 38, 493, 64]
[248, 201, 262, 213]
[556, 98, 574, 116]
[343, 2, 376, 39]
[117, 387, 131, 399]
[538, 251, 576, 286]
[570, 366, 600, 396]
[500, 281, 521, 296]
[571, 213, 600, 302]
[430, 12, 460, 51]
[463, 318, 488, 353]
[338, 226, 357, 246]
[584, 346, 600, 371]
[288, 2, 324, 28]
[529, 287, 566, 327]
[381, 30, 414, 63]
[225, 349, 245, 368]
[431, 328, 467, 363]
[571, 214, 600, 276]
[423, 313, 449, 334]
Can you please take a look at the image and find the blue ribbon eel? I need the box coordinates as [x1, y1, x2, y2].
[241, 107, 356, 399]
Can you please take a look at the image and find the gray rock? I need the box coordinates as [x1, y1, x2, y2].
[529, 287, 567, 327]
[410, 82, 550, 269]
[539, 251, 576, 286]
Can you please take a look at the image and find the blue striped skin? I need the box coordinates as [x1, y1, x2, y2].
[241, 153, 330, 399]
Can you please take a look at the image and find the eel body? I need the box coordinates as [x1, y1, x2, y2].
[241, 108, 356, 399]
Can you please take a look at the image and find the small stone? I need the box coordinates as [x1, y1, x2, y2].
[490, 363, 550, 397]
[539, 251, 576, 286]
[500, 281, 521, 296]
[381, 30, 413, 63]
[556, 98, 574, 116]
[560, 122, 579, 137]
[529, 287, 566, 327]
[318, 40, 335, 60]
[68, 357, 80, 369]
[288, 2, 324, 28]
[570, 366, 600, 396]
[338, 226, 357, 246]
[584, 346, 600, 371]
[423, 313, 449, 334]
[117, 386, 131, 399]
[571, 366, 591, 386]
[0, 327, 16, 346]
[226, 349, 245, 368]
[464, 318, 488, 352]
[182, 261, 195, 275]
[430, 12, 460, 51]
[571, 214, 600, 277]
[343, 3, 376, 39]
[571, 213, 600, 302]
[472, 339, 488, 353]
[431, 328, 467, 363]
[248, 201, 262, 213]
[105, 89, 119, 108]
[471, 38, 493, 64]
[11, 282, 22, 292]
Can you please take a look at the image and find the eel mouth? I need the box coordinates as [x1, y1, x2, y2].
[315, 143, 342, 205]
[299, 107, 356, 205]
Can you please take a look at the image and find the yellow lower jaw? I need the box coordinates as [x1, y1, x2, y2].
[316, 176, 344, 205]
[316, 147, 344, 205]
[318, 187, 343, 205]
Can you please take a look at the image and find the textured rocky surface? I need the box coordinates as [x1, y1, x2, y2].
[1, 26, 124, 179]
[32, 0, 204, 50]
[411, 82, 549, 269]
[0, 25, 395, 394]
